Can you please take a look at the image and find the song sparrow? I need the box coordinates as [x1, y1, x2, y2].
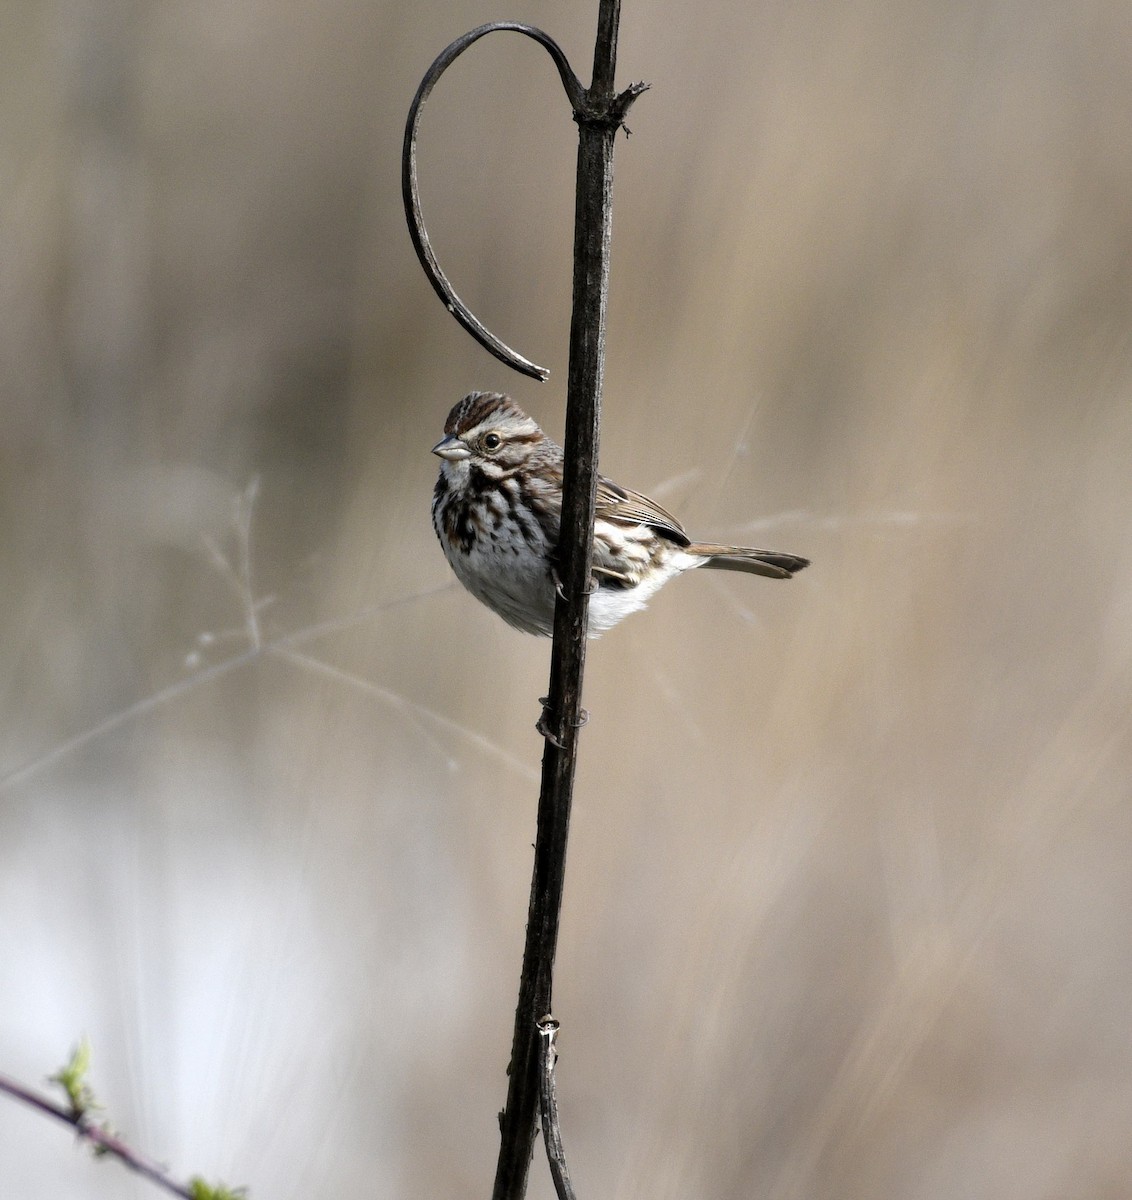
[432, 391, 809, 637]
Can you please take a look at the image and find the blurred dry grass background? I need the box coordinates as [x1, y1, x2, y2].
[2, 1, 1132, 1197]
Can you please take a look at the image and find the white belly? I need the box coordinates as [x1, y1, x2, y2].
[443, 530, 698, 637]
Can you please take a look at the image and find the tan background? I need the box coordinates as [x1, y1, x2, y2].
[3, 2, 1132, 1197]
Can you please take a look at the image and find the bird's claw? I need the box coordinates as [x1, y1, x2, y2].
[537, 699, 590, 747]
[551, 567, 599, 600]
[536, 713, 565, 748]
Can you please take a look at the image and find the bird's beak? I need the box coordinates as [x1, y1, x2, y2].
[431, 435, 472, 462]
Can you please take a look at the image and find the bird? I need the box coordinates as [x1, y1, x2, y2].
[431, 391, 809, 637]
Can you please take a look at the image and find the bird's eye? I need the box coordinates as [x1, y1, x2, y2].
[483, 433, 502, 451]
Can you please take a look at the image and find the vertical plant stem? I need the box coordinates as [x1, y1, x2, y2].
[491, 2, 625, 1198]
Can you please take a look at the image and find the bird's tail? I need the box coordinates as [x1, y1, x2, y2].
[687, 543, 810, 579]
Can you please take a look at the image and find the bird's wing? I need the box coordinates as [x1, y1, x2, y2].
[594, 475, 690, 546]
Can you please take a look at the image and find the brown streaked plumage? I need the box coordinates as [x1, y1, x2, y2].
[431, 392, 809, 636]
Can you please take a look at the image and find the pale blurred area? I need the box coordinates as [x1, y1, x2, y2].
[3, 1, 1132, 1196]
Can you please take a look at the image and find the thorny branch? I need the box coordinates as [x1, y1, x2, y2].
[403, 3, 645, 1198]
[0, 1066, 233, 1200]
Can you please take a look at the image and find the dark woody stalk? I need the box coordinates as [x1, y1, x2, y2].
[402, 4, 645, 1196]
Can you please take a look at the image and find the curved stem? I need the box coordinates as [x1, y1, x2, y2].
[402, 23, 585, 381]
